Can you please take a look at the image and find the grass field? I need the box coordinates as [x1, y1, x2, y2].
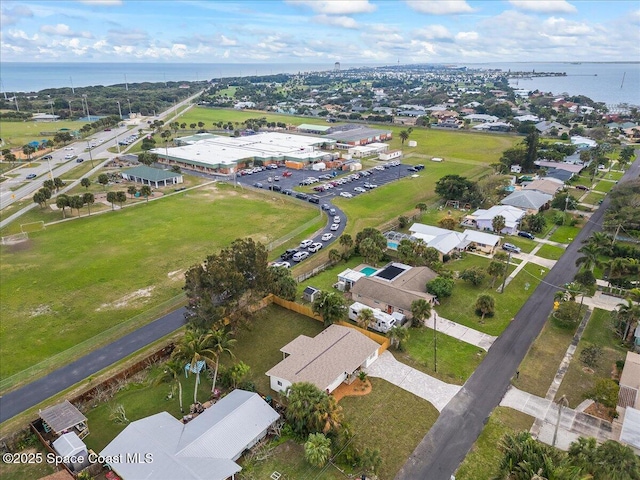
[0, 185, 319, 380]
[514, 317, 578, 397]
[555, 308, 627, 408]
[0, 120, 89, 149]
[455, 407, 535, 480]
[549, 224, 582, 243]
[582, 190, 605, 205]
[535, 243, 565, 260]
[593, 179, 616, 193]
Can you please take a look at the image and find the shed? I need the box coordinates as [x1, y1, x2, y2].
[52, 432, 90, 472]
[39, 400, 89, 438]
[122, 165, 184, 188]
[303, 286, 321, 303]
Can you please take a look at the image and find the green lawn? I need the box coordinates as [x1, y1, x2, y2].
[400, 328, 486, 385]
[514, 317, 578, 397]
[455, 407, 535, 480]
[435, 257, 543, 337]
[219, 304, 325, 395]
[0, 184, 318, 380]
[593, 180, 616, 193]
[535, 243, 565, 261]
[339, 377, 439, 480]
[505, 236, 537, 253]
[0, 120, 89, 149]
[295, 256, 365, 300]
[334, 160, 491, 236]
[0, 437, 57, 480]
[605, 171, 624, 181]
[555, 308, 628, 408]
[582, 191, 605, 205]
[549, 224, 581, 244]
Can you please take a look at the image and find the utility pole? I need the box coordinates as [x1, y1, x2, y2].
[433, 311, 438, 373]
[86, 140, 94, 168]
[500, 251, 512, 293]
[116, 100, 122, 120]
[552, 395, 569, 448]
[612, 223, 622, 246]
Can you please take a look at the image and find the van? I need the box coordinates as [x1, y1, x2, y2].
[329, 208, 336, 216]
[308, 196, 320, 204]
[292, 251, 309, 262]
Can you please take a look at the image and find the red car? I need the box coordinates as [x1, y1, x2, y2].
[282, 171, 292, 177]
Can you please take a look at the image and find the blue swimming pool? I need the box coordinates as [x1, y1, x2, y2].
[360, 267, 377, 276]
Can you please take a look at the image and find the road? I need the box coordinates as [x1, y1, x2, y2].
[0, 308, 187, 424]
[0, 91, 203, 210]
[396, 155, 639, 480]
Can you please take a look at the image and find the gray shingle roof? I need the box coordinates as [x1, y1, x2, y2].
[123, 165, 182, 182]
[500, 190, 552, 210]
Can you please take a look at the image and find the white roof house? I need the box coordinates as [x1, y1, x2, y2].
[501, 190, 552, 212]
[462, 229, 502, 247]
[471, 205, 527, 231]
[408, 224, 467, 256]
[101, 389, 279, 480]
[463, 114, 499, 123]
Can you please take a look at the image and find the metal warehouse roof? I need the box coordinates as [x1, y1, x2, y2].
[123, 165, 182, 182]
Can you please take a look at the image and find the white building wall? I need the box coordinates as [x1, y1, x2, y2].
[326, 373, 348, 393]
[269, 376, 291, 394]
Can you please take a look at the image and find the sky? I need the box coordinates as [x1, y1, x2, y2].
[1, 0, 639, 64]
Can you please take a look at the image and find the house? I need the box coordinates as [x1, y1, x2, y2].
[122, 165, 184, 188]
[350, 263, 436, 316]
[522, 178, 564, 196]
[379, 150, 402, 161]
[462, 229, 502, 254]
[101, 389, 279, 480]
[408, 224, 468, 258]
[514, 114, 540, 123]
[472, 121, 512, 132]
[32, 113, 60, 122]
[535, 121, 569, 135]
[336, 268, 367, 290]
[466, 205, 526, 235]
[570, 136, 597, 149]
[500, 190, 552, 213]
[613, 352, 640, 455]
[463, 114, 499, 123]
[266, 324, 380, 394]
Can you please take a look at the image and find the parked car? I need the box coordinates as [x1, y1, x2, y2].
[518, 231, 535, 240]
[282, 171, 292, 177]
[415, 164, 425, 171]
[340, 192, 353, 198]
[76, 158, 84, 163]
[271, 261, 290, 268]
[333, 216, 341, 223]
[321, 204, 331, 211]
[354, 187, 366, 193]
[253, 182, 263, 188]
[502, 243, 521, 253]
[407, 167, 418, 172]
[330, 223, 340, 231]
[321, 233, 333, 241]
[42, 155, 53, 160]
[300, 239, 314, 248]
[292, 251, 310, 262]
[26, 173, 37, 179]
[329, 208, 336, 215]
[271, 185, 282, 192]
[308, 242, 323, 253]
[64, 154, 74, 159]
[280, 249, 298, 260]
[282, 189, 294, 196]
[295, 192, 309, 200]
[575, 185, 589, 191]
[308, 196, 320, 204]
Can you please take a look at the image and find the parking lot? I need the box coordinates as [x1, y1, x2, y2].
[235, 161, 416, 266]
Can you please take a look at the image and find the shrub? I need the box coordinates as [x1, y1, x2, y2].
[426, 276, 454, 298]
[580, 344, 602, 368]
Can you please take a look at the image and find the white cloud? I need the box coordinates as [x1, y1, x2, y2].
[1, 5, 33, 26]
[314, 14, 358, 29]
[542, 17, 591, 36]
[405, 0, 474, 15]
[455, 31, 478, 42]
[415, 25, 453, 40]
[219, 35, 237, 46]
[508, 1, 577, 14]
[40, 23, 93, 39]
[287, 0, 376, 15]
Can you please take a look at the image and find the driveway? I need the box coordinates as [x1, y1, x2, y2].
[366, 351, 461, 412]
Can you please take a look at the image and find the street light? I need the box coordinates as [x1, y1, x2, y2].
[116, 100, 123, 120]
[433, 311, 438, 373]
[86, 140, 94, 168]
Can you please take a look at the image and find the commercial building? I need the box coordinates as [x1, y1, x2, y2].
[151, 132, 335, 175]
[121, 165, 184, 188]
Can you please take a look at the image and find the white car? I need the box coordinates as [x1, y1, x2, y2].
[292, 251, 310, 262]
[333, 216, 341, 223]
[374, 165, 385, 171]
[271, 261, 290, 268]
[321, 233, 333, 241]
[308, 242, 323, 253]
[354, 187, 366, 193]
[339, 192, 353, 198]
[330, 223, 340, 231]
[64, 154, 74, 159]
[300, 239, 313, 248]
[64, 147, 74, 151]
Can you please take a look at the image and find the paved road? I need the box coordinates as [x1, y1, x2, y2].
[396, 156, 639, 480]
[0, 308, 186, 423]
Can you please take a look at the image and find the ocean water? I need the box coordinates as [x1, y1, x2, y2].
[2, 61, 638, 106]
[465, 62, 640, 107]
[0, 62, 347, 93]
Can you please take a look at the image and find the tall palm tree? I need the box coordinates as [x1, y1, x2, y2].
[617, 298, 640, 341]
[410, 299, 432, 328]
[399, 130, 409, 145]
[388, 326, 409, 350]
[171, 329, 215, 404]
[155, 359, 185, 413]
[207, 328, 236, 394]
[575, 243, 603, 272]
[304, 433, 332, 468]
[475, 294, 496, 322]
[356, 308, 374, 330]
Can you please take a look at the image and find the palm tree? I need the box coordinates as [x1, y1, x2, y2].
[575, 243, 603, 272]
[492, 215, 506, 234]
[617, 298, 640, 341]
[304, 433, 332, 468]
[399, 130, 409, 145]
[207, 328, 236, 395]
[82, 192, 95, 215]
[155, 359, 185, 413]
[356, 308, 374, 330]
[388, 326, 409, 350]
[339, 234, 353, 253]
[171, 329, 215, 404]
[410, 299, 432, 328]
[475, 294, 495, 322]
[312, 291, 347, 327]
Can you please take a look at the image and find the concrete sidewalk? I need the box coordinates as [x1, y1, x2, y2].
[577, 291, 626, 311]
[500, 386, 613, 450]
[426, 314, 497, 351]
[366, 351, 461, 411]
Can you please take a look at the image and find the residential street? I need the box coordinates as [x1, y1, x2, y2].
[395, 156, 639, 480]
